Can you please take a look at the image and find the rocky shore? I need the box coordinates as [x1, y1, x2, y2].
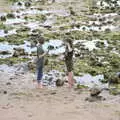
[0, 0, 120, 120]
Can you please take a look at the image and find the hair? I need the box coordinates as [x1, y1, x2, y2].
[38, 37, 45, 44]
[65, 38, 73, 48]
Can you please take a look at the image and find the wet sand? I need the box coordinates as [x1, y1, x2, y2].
[0, 71, 120, 120]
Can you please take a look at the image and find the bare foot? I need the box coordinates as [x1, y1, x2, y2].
[37, 83, 43, 89]
[33, 79, 37, 83]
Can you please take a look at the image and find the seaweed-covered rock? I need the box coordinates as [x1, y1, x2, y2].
[0, 50, 11, 55]
[17, 2, 22, 6]
[6, 13, 15, 19]
[109, 84, 120, 95]
[109, 74, 120, 84]
[25, 2, 31, 7]
[0, 16, 6, 21]
[13, 48, 26, 57]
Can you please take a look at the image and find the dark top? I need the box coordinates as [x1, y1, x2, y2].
[65, 46, 73, 72]
[36, 44, 44, 68]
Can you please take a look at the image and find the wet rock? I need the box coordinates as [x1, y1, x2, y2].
[105, 28, 111, 33]
[85, 96, 105, 102]
[50, 91, 56, 95]
[69, 7, 76, 16]
[28, 62, 35, 70]
[95, 41, 105, 48]
[56, 79, 64, 87]
[48, 45, 54, 50]
[13, 48, 26, 57]
[16, 27, 30, 33]
[25, 2, 31, 7]
[6, 82, 11, 85]
[6, 13, 15, 19]
[109, 73, 120, 84]
[90, 87, 102, 97]
[0, 50, 11, 55]
[17, 2, 22, 6]
[3, 91, 7, 94]
[4, 30, 8, 34]
[0, 16, 6, 21]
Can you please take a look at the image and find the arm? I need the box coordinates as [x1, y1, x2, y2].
[67, 43, 73, 52]
[38, 51, 48, 58]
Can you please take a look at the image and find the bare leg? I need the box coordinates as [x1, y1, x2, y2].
[68, 72, 74, 88]
[37, 81, 43, 89]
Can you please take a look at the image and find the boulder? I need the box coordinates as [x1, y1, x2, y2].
[13, 48, 26, 57]
[85, 96, 105, 102]
[25, 2, 31, 7]
[17, 2, 22, 6]
[6, 13, 15, 19]
[90, 87, 102, 97]
[56, 79, 64, 87]
[0, 16, 6, 21]
[0, 50, 11, 55]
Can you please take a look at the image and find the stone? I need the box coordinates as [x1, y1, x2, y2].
[0, 50, 11, 55]
[6, 13, 15, 19]
[6, 82, 11, 85]
[25, 2, 31, 7]
[56, 79, 64, 87]
[3, 91, 7, 94]
[0, 16, 6, 21]
[13, 48, 26, 57]
[90, 87, 102, 97]
[17, 2, 22, 6]
[85, 96, 106, 102]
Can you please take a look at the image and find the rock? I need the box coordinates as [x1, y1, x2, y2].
[56, 79, 64, 87]
[50, 91, 57, 95]
[95, 41, 105, 48]
[6, 82, 11, 85]
[3, 91, 7, 94]
[16, 27, 30, 33]
[0, 16, 6, 21]
[48, 45, 54, 50]
[17, 2, 22, 6]
[13, 48, 26, 57]
[85, 96, 106, 102]
[109, 73, 120, 84]
[28, 62, 35, 70]
[0, 50, 11, 55]
[25, 2, 31, 7]
[48, 77, 53, 82]
[44, 58, 49, 65]
[109, 87, 120, 95]
[90, 87, 102, 97]
[6, 13, 15, 19]
[4, 30, 8, 34]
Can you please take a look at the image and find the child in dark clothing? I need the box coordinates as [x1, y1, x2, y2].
[64, 39, 74, 88]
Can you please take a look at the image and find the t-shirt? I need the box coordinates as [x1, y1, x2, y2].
[37, 44, 44, 68]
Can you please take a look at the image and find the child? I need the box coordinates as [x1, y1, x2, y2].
[64, 38, 74, 88]
[36, 37, 48, 88]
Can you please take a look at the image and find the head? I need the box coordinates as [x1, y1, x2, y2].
[38, 37, 45, 44]
[64, 38, 73, 48]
